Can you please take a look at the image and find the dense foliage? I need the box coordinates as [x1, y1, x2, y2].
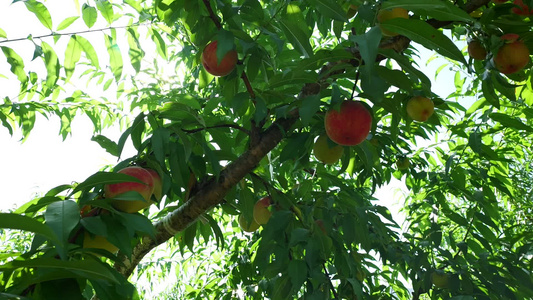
[0, 0, 532, 299]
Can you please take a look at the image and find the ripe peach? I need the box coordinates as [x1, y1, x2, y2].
[253, 196, 272, 225]
[313, 134, 344, 164]
[104, 166, 154, 213]
[377, 7, 409, 36]
[467, 40, 487, 60]
[406, 96, 434, 122]
[201, 41, 238, 77]
[145, 168, 163, 201]
[494, 38, 530, 74]
[325, 101, 372, 146]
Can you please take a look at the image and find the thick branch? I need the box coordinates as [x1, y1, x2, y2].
[116, 111, 298, 277]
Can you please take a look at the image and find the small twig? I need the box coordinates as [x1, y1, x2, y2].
[202, 0, 222, 29]
[323, 264, 339, 299]
[241, 72, 256, 100]
[181, 124, 250, 135]
[350, 71, 361, 100]
[0, 22, 153, 45]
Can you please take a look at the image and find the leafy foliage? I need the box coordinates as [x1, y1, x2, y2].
[1, 0, 533, 299]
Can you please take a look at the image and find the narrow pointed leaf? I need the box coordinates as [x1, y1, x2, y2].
[96, 0, 115, 24]
[380, 18, 466, 64]
[74, 35, 99, 68]
[64, 36, 82, 82]
[41, 41, 60, 89]
[1, 46, 28, 85]
[57, 16, 79, 31]
[24, 0, 53, 30]
[126, 27, 144, 72]
[0, 213, 59, 243]
[104, 34, 123, 81]
[44, 200, 80, 243]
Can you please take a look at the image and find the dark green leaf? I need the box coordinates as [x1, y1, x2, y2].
[380, 18, 466, 64]
[0, 213, 59, 243]
[0, 257, 118, 283]
[91, 135, 119, 157]
[309, 0, 347, 22]
[489, 113, 533, 132]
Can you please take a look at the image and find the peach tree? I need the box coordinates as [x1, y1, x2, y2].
[0, 0, 532, 299]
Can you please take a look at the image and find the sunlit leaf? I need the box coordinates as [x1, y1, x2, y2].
[24, 0, 53, 30]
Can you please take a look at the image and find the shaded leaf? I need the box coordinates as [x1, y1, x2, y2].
[380, 18, 466, 64]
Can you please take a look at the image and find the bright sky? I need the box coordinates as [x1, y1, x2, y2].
[0, 1, 137, 210]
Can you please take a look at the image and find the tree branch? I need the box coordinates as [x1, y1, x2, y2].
[116, 110, 299, 277]
[0, 22, 154, 45]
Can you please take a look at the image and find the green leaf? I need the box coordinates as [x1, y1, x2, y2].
[104, 34, 123, 81]
[24, 0, 53, 30]
[240, 0, 264, 22]
[482, 79, 499, 108]
[468, 131, 482, 154]
[299, 95, 321, 126]
[0, 28, 7, 38]
[82, 4, 98, 28]
[380, 18, 467, 64]
[126, 27, 144, 73]
[120, 214, 156, 238]
[56, 16, 79, 31]
[64, 36, 82, 82]
[15, 196, 63, 215]
[1, 46, 28, 85]
[0, 257, 118, 283]
[71, 172, 146, 195]
[41, 41, 60, 89]
[150, 28, 167, 60]
[280, 133, 311, 162]
[95, 0, 114, 24]
[91, 135, 119, 157]
[288, 259, 308, 292]
[278, 4, 313, 58]
[308, 0, 347, 22]
[489, 113, 533, 132]
[73, 35, 99, 68]
[0, 213, 59, 243]
[44, 200, 80, 243]
[382, 0, 474, 22]
[376, 66, 413, 92]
